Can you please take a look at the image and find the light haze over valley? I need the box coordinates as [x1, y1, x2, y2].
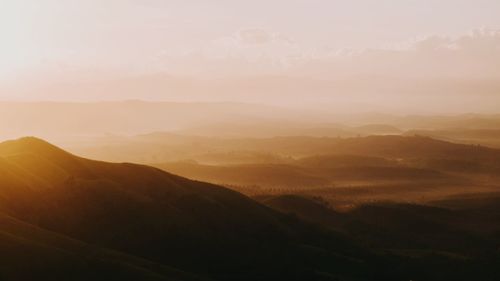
[1, 1, 500, 280]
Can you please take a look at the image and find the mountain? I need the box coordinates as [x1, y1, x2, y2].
[295, 154, 454, 182]
[0, 101, 297, 139]
[308, 135, 500, 159]
[152, 162, 329, 188]
[352, 124, 402, 135]
[152, 157, 455, 193]
[76, 135, 499, 205]
[296, 154, 396, 169]
[259, 194, 500, 281]
[257, 195, 348, 232]
[404, 128, 500, 148]
[0, 211, 208, 281]
[0, 137, 381, 281]
[72, 134, 500, 164]
[261, 193, 500, 253]
[1, 137, 500, 280]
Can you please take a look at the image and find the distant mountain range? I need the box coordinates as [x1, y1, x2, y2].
[2, 101, 500, 141]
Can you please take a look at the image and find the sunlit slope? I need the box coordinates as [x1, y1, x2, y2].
[0, 137, 374, 281]
[0, 137, 285, 249]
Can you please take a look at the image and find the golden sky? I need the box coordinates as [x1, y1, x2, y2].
[1, 0, 500, 113]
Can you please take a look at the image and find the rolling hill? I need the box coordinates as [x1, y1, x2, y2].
[258, 194, 500, 281]
[1, 136, 499, 280]
[0, 137, 382, 281]
[0, 211, 208, 281]
[152, 162, 329, 188]
[69, 134, 500, 166]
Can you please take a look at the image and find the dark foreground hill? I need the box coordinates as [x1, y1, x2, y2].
[259, 194, 500, 281]
[2, 137, 500, 281]
[0, 137, 387, 281]
[0, 211, 209, 281]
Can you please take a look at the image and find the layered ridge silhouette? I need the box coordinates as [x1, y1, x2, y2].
[1, 137, 499, 280]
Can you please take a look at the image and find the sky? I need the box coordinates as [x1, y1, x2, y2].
[1, 0, 500, 112]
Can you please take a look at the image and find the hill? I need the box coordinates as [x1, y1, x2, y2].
[70, 134, 500, 164]
[258, 194, 500, 281]
[138, 136, 500, 207]
[0, 101, 297, 139]
[0, 137, 380, 281]
[1, 137, 500, 280]
[152, 162, 329, 188]
[404, 128, 500, 148]
[0, 211, 209, 281]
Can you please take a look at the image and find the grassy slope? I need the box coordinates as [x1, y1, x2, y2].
[0, 212, 209, 281]
[0, 137, 379, 281]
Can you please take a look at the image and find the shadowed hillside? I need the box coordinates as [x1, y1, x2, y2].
[0, 212, 209, 281]
[258, 194, 500, 281]
[1, 137, 500, 280]
[0, 137, 389, 281]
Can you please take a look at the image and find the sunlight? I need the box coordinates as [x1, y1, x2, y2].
[0, 1, 499, 280]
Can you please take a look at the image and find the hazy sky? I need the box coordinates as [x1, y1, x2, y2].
[1, 0, 500, 112]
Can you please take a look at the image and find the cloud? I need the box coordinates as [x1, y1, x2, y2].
[288, 28, 500, 80]
[155, 28, 304, 75]
[237, 29, 275, 45]
[18, 26, 500, 82]
[206, 29, 298, 57]
[4, 28, 500, 114]
[153, 28, 500, 80]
